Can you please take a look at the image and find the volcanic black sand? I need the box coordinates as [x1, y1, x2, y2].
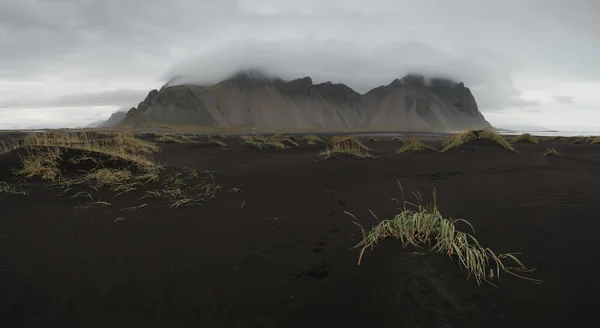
[1, 133, 600, 327]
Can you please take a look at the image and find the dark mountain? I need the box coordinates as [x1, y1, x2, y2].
[123, 71, 492, 130]
[87, 111, 127, 128]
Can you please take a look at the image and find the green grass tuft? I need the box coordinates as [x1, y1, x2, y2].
[348, 183, 539, 286]
[209, 139, 227, 147]
[155, 134, 191, 143]
[302, 135, 326, 145]
[0, 181, 27, 196]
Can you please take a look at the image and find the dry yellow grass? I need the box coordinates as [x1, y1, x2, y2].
[543, 148, 561, 156]
[302, 135, 326, 145]
[319, 135, 374, 159]
[22, 132, 159, 172]
[396, 137, 434, 153]
[441, 129, 514, 152]
[511, 133, 538, 144]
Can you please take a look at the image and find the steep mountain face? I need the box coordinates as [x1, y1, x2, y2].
[124, 72, 492, 130]
[86, 111, 127, 128]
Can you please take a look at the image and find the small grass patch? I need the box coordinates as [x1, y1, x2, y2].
[155, 134, 191, 143]
[396, 137, 434, 153]
[441, 129, 514, 152]
[0, 181, 27, 196]
[318, 136, 374, 159]
[510, 133, 538, 144]
[543, 148, 561, 156]
[367, 136, 381, 142]
[15, 146, 62, 181]
[573, 136, 587, 144]
[209, 139, 227, 147]
[390, 136, 405, 143]
[241, 135, 285, 150]
[348, 183, 538, 286]
[588, 136, 600, 144]
[542, 136, 568, 142]
[142, 169, 221, 210]
[302, 135, 326, 145]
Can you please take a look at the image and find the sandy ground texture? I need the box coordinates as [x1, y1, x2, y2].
[1, 133, 600, 327]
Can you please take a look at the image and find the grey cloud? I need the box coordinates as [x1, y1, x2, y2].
[0, 89, 147, 109]
[165, 40, 538, 111]
[1, 0, 600, 129]
[554, 96, 576, 104]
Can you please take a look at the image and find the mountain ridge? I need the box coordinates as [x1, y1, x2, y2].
[122, 72, 492, 130]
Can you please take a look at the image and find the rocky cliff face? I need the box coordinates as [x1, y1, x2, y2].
[124, 72, 492, 130]
[86, 110, 127, 128]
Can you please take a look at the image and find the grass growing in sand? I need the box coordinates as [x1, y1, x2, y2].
[142, 169, 221, 209]
[441, 129, 514, 152]
[573, 137, 587, 144]
[209, 139, 227, 147]
[588, 136, 600, 144]
[0, 181, 27, 196]
[542, 136, 568, 142]
[1, 132, 224, 211]
[302, 135, 326, 145]
[543, 148, 561, 156]
[396, 137, 434, 153]
[391, 136, 405, 143]
[367, 136, 381, 142]
[21, 132, 159, 172]
[511, 133, 538, 144]
[347, 183, 538, 286]
[0, 139, 19, 154]
[241, 134, 298, 150]
[155, 134, 191, 143]
[318, 135, 374, 159]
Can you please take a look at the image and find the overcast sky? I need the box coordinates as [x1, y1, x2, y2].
[1, 0, 599, 131]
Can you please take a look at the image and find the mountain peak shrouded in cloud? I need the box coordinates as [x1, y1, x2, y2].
[1, 0, 599, 130]
[123, 71, 491, 130]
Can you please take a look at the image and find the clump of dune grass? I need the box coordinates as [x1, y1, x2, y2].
[511, 133, 538, 144]
[155, 134, 191, 143]
[390, 136, 405, 143]
[441, 129, 514, 152]
[543, 148, 561, 156]
[347, 183, 538, 286]
[396, 137, 434, 153]
[542, 136, 568, 142]
[142, 169, 221, 210]
[588, 136, 600, 144]
[241, 135, 288, 150]
[0, 139, 19, 154]
[318, 135, 374, 159]
[573, 136, 587, 144]
[0, 181, 27, 196]
[22, 132, 159, 172]
[302, 135, 326, 145]
[367, 136, 381, 142]
[209, 139, 227, 147]
[271, 134, 300, 147]
[15, 146, 62, 181]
